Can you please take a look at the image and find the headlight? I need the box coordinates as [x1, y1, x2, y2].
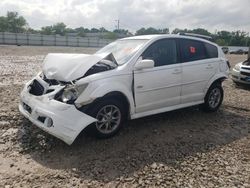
[61, 88, 78, 103]
[61, 83, 88, 103]
[234, 63, 241, 71]
[38, 71, 44, 79]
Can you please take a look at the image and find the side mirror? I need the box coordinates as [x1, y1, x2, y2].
[134, 59, 155, 70]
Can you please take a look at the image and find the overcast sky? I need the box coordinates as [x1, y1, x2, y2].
[0, 0, 249, 33]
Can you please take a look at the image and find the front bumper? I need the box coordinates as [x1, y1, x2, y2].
[231, 68, 250, 84]
[19, 78, 97, 145]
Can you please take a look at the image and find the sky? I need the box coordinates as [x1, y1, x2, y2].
[0, 0, 249, 33]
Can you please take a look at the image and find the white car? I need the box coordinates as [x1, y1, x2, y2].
[19, 34, 230, 145]
[231, 58, 250, 84]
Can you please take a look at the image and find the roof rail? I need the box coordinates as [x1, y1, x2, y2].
[178, 32, 213, 41]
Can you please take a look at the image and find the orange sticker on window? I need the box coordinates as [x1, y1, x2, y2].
[190, 46, 196, 53]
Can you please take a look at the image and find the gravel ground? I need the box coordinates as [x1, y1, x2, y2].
[0, 45, 249, 188]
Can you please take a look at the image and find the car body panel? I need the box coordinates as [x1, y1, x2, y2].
[181, 58, 219, 103]
[75, 74, 135, 115]
[134, 63, 182, 113]
[43, 52, 110, 82]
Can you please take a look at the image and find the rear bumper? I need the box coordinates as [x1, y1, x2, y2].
[19, 79, 96, 145]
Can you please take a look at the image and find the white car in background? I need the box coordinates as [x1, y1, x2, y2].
[231, 58, 250, 84]
[19, 34, 230, 145]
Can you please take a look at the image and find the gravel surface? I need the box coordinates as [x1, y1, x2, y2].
[0, 45, 249, 188]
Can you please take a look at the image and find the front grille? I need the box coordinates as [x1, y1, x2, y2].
[240, 77, 250, 82]
[241, 67, 250, 70]
[23, 103, 32, 114]
[44, 78, 60, 86]
[29, 80, 44, 96]
[240, 71, 250, 77]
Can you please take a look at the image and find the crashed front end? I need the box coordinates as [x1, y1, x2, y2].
[19, 74, 97, 145]
[19, 53, 117, 145]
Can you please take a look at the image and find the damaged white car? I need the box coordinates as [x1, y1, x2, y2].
[19, 34, 229, 145]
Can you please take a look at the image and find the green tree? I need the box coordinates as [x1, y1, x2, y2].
[75, 27, 89, 37]
[41, 22, 66, 35]
[52, 22, 66, 35]
[136, 27, 169, 35]
[0, 16, 7, 32]
[0, 11, 27, 32]
[41, 25, 53, 35]
[171, 28, 189, 34]
[99, 27, 108, 33]
[104, 32, 117, 39]
[229, 31, 248, 46]
[113, 29, 130, 35]
[158, 28, 169, 34]
[215, 38, 227, 46]
[191, 28, 211, 36]
[90, 28, 99, 33]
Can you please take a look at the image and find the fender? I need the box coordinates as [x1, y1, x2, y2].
[75, 79, 135, 115]
[204, 72, 228, 94]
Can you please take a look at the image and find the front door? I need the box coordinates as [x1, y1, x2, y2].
[134, 39, 182, 113]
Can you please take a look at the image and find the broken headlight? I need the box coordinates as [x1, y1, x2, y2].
[61, 83, 88, 103]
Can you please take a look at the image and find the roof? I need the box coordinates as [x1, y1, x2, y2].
[120, 34, 217, 46]
[121, 35, 163, 40]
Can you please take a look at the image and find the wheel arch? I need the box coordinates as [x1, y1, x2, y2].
[78, 90, 132, 120]
[204, 74, 227, 95]
[102, 91, 131, 119]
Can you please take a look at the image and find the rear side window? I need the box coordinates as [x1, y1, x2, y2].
[205, 43, 218, 58]
[180, 39, 207, 62]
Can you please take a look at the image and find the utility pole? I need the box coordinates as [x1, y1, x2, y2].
[248, 44, 250, 59]
[248, 33, 250, 59]
[115, 19, 120, 30]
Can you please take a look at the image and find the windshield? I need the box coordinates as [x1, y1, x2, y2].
[95, 39, 148, 65]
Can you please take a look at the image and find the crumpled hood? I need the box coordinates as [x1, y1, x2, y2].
[42, 53, 109, 82]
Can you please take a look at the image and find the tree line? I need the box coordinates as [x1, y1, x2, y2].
[0, 11, 249, 46]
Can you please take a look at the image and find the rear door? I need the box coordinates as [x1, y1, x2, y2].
[179, 39, 219, 104]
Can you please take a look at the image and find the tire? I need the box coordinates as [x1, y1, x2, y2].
[201, 83, 224, 112]
[86, 98, 126, 138]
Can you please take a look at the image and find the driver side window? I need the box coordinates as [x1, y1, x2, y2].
[142, 39, 177, 67]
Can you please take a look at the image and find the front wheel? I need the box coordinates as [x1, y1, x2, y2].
[201, 83, 224, 112]
[86, 98, 126, 138]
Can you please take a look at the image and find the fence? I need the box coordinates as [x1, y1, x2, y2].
[0, 32, 114, 48]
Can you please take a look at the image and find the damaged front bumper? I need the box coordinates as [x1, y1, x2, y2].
[19, 77, 97, 145]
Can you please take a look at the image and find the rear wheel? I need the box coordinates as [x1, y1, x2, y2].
[86, 98, 126, 138]
[201, 83, 223, 112]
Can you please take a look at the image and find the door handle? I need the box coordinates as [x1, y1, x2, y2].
[206, 64, 213, 69]
[172, 69, 182, 74]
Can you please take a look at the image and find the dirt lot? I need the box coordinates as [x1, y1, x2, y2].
[0, 45, 249, 187]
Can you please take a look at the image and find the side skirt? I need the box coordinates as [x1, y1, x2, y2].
[130, 101, 204, 119]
